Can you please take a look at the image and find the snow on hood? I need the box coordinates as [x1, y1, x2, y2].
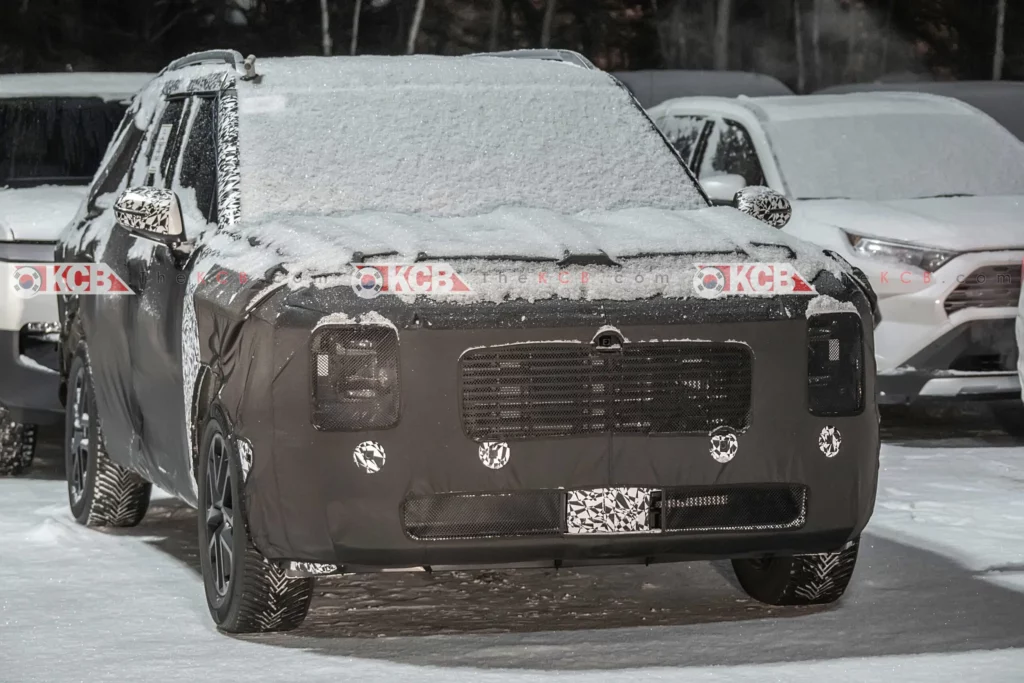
[0, 186, 87, 242]
[796, 196, 1024, 252]
[199, 205, 839, 303]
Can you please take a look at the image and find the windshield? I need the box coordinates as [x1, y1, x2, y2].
[0, 97, 125, 188]
[237, 59, 706, 221]
[766, 111, 1024, 201]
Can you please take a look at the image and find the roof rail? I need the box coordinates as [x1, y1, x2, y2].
[164, 50, 245, 75]
[470, 49, 597, 70]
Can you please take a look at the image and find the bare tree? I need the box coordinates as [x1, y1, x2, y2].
[320, 0, 332, 56]
[407, 0, 426, 54]
[794, 0, 806, 93]
[350, 0, 363, 55]
[994, 0, 1007, 80]
[880, 0, 895, 76]
[811, 0, 822, 87]
[489, 0, 502, 51]
[541, 0, 557, 48]
[713, 0, 732, 70]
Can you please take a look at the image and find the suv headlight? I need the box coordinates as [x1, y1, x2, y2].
[311, 325, 399, 431]
[807, 313, 864, 416]
[845, 232, 957, 273]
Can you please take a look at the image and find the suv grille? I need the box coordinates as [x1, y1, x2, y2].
[655, 485, 806, 532]
[945, 265, 1021, 314]
[460, 342, 752, 441]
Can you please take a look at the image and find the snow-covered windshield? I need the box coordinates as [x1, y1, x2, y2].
[766, 107, 1024, 201]
[0, 97, 125, 188]
[236, 56, 706, 221]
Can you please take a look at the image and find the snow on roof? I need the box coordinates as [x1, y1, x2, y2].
[745, 92, 977, 122]
[614, 70, 793, 108]
[0, 72, 153, 101]
[233, 55, 705, 220]
[816, 81, 1024, 141]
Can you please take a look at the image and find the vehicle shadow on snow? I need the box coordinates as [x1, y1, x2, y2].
[24, 407, 1024, 669]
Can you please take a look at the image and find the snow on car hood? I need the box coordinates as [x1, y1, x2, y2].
[0, 186, 87, 241]
[796, 195, 1024, 252]
[199, 205, 841, 303]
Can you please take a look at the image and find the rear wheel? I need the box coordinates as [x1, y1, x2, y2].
[732, 538, 860, 606]
[0, 407, 35, 476]
[198, 410, 313, 633]
[65, 347, 151, 527]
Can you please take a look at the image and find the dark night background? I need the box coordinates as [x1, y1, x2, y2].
[0, 0, 1020, 91]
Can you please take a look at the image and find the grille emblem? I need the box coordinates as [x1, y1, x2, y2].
[592, 328, 624, 352]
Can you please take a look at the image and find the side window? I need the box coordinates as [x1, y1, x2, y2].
[176, 97, 218, 223]
[699, 119, 766, 186]
[144, 97, 189, 188]
[657, 114, 707, 166]
[87, 115, 146, 211]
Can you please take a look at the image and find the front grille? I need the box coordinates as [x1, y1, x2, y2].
[460, 342, 752, 441]
[403, 491, 563, 540]
[945, 265, 1021, 314]
[404, 485, 808, 541]
[655, 485, 806, 532]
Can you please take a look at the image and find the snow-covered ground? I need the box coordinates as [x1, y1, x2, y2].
[2, 408, 1024, 682]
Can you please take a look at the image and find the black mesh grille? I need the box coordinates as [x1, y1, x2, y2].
[945, 265, 1021, 314]
[807, 314, 864, 417]
[311, 326, 399, 431]
[403, 491, 563, 540]
[460, 342, 752, 441]
[656, 485, 806, 532]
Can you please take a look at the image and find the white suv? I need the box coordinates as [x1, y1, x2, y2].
[649, 92, 1024, 409]
[0, 72, 150, 474]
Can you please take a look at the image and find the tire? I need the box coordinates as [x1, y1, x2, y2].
[198, 409, 313, 633]
[0, 407, 36, 476]
[65, 347, 151, 527]
[732, 538, 860, 606]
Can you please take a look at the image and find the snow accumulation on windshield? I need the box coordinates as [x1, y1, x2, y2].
[765, 98, 1024, 202]
[235, 56, 706, 221]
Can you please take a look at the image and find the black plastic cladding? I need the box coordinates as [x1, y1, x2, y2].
[807, 313, 865, 417]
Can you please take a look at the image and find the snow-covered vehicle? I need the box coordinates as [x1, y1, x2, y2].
[649, 92, 1024, 411]
[818, 81, 1024, 142]
[55, 50, 878, 633]
[612, 69, 793, 108]
[0, 72, 150, 475]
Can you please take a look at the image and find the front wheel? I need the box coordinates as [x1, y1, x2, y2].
[732, 538, 860, 606]
[198, 410, 313, 633]
[65, 347, 151, 527]
[0, 407, 35, 476]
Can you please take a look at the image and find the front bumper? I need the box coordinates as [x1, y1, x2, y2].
[214, 293, 880, 571]
[0, 257, 62, 422]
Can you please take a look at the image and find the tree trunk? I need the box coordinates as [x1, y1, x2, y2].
[794, 0, 805, 93]
[880, 0, 895, 77]
[994, 0, 1007, 80]
[350, 0, 363, 55]
[407, 0, 426, 54]
[320, 0, 332, 56]
[811, 0, 822, 87]
[489, 0, 502, 51]
[713, 0, 732, 70]
[541, 0, 557, 48]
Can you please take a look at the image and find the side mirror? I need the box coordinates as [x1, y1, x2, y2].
[734, 185, 792, 229]
[701, 174, 747, 205]
[113, 187, 185, 243]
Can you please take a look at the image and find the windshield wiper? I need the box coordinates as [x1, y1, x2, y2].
[913, 193, 975, 199]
